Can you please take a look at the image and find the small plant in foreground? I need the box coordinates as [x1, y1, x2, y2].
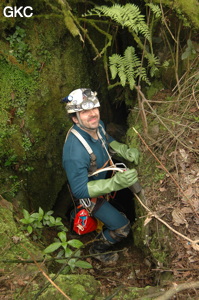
[44, 231, 92, 272]
[20, 207, 66, 235]
[20, 208, 92, 271]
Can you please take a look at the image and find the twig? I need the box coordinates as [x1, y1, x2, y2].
[132, 126, 199, 218]
[21, 244, 72, 300]
[134, 193, 199, 251]
[152, 267, 199, 272]
[154, 280, 199, 300]
[136, 87, 149, 135]
[104, 285, 123, 300]
[135, 86, 199, 152]
[192, 84, 199, 109]
[160, 3, 177, 44]
[142, 107, 199, 131]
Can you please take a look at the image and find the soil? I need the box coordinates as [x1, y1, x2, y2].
[82, 234, 156, 297]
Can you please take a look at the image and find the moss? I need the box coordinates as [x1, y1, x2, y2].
[111, 285, 165, 299]
[0, 201, 44, 271]
[39, 274, 102, 300]
[150, 0, 199, 29]
[0, 13, 96, 210]
[0, 1, 16, 33]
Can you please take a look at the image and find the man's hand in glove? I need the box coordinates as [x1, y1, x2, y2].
[109, 140, 139, 165]
[87, 169, 138, 198]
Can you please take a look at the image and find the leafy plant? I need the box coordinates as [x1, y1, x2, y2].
[84, 3, 161, 90]
[146, 3, 162, 19]
[181, 39, 197, 60]
[44, 231, 82, 258]
[6, 26, 41, 71]
[20, 207, 66, 235]
[6, 26, 29, 63]
[109, 46, 151, 90]
[44, 231, 92, 271]
[85, 4, 151, 40]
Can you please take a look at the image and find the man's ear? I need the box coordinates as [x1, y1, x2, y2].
[72, 116, 78, 124]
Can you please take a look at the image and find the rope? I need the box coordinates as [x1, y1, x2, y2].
[92, 167, 199, 252]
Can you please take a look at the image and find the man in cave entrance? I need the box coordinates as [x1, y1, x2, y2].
[62, 88, 140, 264]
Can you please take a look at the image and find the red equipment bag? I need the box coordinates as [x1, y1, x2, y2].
[73, 209, 98, 235]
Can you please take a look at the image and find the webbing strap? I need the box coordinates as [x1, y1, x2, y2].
[70, 128, 97, 176]
[71, 128, 93, 155]
[97, 127, 114, 166]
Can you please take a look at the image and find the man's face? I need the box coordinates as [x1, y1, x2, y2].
[72, 108, 100, 130]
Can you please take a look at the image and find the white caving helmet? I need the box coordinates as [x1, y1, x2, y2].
[62, 88, 100, 114]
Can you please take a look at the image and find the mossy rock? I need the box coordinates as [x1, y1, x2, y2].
[0, 14, 95, 211]
[38, 274, 103, 300]
[152, 0, 199, 29]
[111, 285, 167, 299]
[0, 199, 44, 271]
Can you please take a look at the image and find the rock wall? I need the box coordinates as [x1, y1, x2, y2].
[0, 14, 101, 212]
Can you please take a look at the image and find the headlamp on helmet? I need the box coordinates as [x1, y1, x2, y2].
[63, 88, 100, 114]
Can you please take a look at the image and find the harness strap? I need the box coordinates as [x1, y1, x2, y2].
[71, 128, 93, 154]
[97, 127, 115, 167]
[70, 128, 97, 175]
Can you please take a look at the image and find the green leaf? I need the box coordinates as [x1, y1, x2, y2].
[58, 231, 67, 242]
[75, 260, 93, 269]
[61, 241, 68, 251]
[46, 210, 54, 216]
[23, 209, 30, 219]
[67, 239, 83, 248]
[38, 207, 44, 217]
[20, 217, 35, 224]
[44, 242, 61, 254]
[74, 250, 81, 258]
[68, 258, 77, 270]
[55, 258, 66, 264]
[31, 212, 39, 219]
[49, 216, 55, 223]
[64, 247, 73, 257]
[27, 225, 33, 234]
[55, 217, 63, 225]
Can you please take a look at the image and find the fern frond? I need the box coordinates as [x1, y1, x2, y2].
[85, 4, 151, 40]
[123, 47, 139, 89]
[147, 53, 160, 67]
[135, 67, 151, 86]
[149, 65, 159, 77]
[109, 46, 151, 90]
[146, 53, 160, 77]
[109, 54, 123, 79]
[146, 3, 162, 19]
[135, 23, 151, 40]
[109, 53, 127, 86]
[118, 68, 127, 87]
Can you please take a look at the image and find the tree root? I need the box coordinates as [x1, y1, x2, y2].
[154, 280, 199, 300]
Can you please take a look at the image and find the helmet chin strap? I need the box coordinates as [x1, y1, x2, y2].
[76, 112, 98, 132]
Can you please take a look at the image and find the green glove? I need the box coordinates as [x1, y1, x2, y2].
[87, 169, 138, 198]
[109, 140, 139, 165]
